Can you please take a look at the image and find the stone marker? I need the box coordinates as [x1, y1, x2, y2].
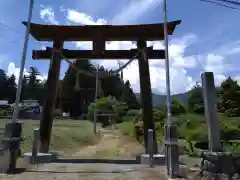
[31, 128, 39, 164]
[148, 129, 154, 167]
[201, 72, 221, 152]
[24, 128, 57, 165]
[2, 121, 22, 173]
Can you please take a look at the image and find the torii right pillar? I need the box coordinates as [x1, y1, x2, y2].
[137, 40, 158, 154]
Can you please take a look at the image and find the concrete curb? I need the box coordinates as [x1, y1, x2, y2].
[24, 152, 58, 165]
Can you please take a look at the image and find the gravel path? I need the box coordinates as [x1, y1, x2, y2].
[0, 128, 171, 180]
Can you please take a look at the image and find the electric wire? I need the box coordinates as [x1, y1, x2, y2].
[216, 0, 240, 6]
[200, 0, 240, 10]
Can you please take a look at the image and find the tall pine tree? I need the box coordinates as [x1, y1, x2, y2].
[218, 77, 240, 116]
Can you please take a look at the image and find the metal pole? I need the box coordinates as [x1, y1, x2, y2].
[163, 0, 179, 178]
[93, 65, 99, 134]
[12, 0, 34, 122]
[163, 0, 173, 177]
[118, 61, 123, 80]
[163, 0, 171, 126]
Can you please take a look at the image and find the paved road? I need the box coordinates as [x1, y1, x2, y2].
[0, 163, 170, 180]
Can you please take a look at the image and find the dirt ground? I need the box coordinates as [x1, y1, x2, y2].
[69, 128, 144, 159]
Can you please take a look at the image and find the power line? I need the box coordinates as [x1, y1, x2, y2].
[0, 21, 23, 44]
[0, 20, 46, 48]
[216, 0, 240, 6]
[200, 0, 240, 10]
[0, 21, 21, 34]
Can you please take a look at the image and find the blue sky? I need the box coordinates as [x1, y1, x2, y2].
[0, 0, 240, 94]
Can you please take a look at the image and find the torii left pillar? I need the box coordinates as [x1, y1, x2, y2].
[39, 41, 63, 153]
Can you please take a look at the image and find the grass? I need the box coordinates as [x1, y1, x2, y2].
[0, 119, 99, 155]
[116, 121, 164, 143]
[116, 113, 240, 166]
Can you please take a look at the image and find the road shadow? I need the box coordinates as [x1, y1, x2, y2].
[6, 168, 26, 174]
[53, 158, 140, 164]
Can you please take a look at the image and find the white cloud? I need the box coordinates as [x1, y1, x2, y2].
[216, 40, 240, 56]
[7, 62, 47, 84]
[66, 9, 107, 25]
[203, 54, 225, 74]
[64, 0, 161, 50]
[214, 74, 226, 86]
[234, 75, 240, 86]
[57, 1, 235, 94]
[40, 5, 59, 25]
[226, 47, 240, 55]
[7, 62, 28, 84]
[60, 4, 197, 94]
[111, 0, 162, 25]
[63, 8, 107, 49]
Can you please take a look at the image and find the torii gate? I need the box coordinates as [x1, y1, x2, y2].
[23, 20, 181, 153]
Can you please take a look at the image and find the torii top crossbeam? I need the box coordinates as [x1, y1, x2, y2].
[22, 20, 181, 41]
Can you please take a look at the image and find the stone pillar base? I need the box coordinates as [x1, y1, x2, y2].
[136, 154, 165, 165]
[164, 125, 179, 178]
[201, 151, 240, 179]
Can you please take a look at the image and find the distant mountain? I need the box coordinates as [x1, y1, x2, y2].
[135, 92, 189, 107]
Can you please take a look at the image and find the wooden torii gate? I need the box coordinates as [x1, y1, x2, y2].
[23, 20, 181, 153]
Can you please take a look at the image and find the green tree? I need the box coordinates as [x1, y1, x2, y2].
[120, 80, 140, 109]
[6, 74, 17, 103]
[153, 108, 165, 124]
[61, 60, 140, 118]
[188, 83, 204, 114]
[171, 99, 186, 115]
[61, 59, 96, 117]
[0, 69, 8, 100]
[25, 67, 44, 101]
[20, 75, 28, 101]
[87, 96, 128, 126]
[218, 77, 240, 117]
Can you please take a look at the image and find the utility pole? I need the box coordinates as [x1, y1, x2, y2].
[163, 0, 179, 178]
[12, 0, 34, 122]
[118, 61, 123, 80]
[93, 65, 99, 134]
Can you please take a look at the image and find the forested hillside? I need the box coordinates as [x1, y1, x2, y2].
[0, 59, 140, 117]
[135, 92, 189, 106]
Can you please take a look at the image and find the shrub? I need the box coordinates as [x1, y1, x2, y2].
[126, 109, 141, 122]
[133, 120, 164, 143]
[177, 115, 207, 155]
[171, 99, 186, 115]
[153, 108, 165, 124]
[117, 121, 135, 137]
[87, 96, 128, 126]
[121, 115, 134, 122]
[0, 109, 7, 116]
[222, 142, 240, 154]
[219, 118, 239, 131]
